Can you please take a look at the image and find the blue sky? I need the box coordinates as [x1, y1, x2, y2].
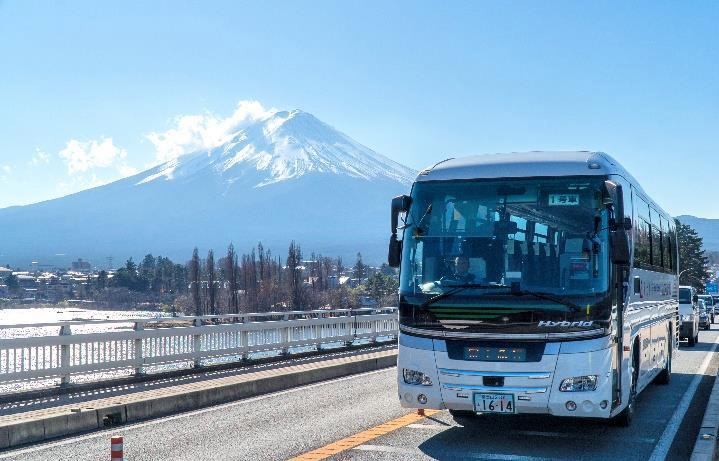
[0, 1, 716, 216]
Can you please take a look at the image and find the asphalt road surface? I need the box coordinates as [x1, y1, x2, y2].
[2, 327, 719, 461]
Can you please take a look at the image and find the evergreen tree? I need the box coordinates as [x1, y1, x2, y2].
[139, 254, 155, 290]
[353, 252, 367, 281]
[111, 258, 146, 291]
[96, 270, 108, 290]
[4, 273, 20, 294]
[676, 219, 710, 291]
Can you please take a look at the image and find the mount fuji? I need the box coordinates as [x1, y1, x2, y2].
[0, 109, 416, 267]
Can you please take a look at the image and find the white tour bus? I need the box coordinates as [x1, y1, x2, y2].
[388, 152, 678, 426]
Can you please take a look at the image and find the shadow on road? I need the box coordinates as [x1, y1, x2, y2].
[679, 340, 717, 352]
[415, 370, 714, 461]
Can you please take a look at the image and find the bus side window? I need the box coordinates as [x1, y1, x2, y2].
[632, 190, 651, 269]
[649, 208, 662, 268]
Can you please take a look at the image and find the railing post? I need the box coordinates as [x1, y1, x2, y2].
[193, 318, 203, 368]
[370, 315, 377, 344]
[133, 321, 144, 376]
[280, 314, 290, 355]
[59, 324, 71, 386]
[314, 318, 322, 352]
[239, 315, 249, 362]
[345, 310, 354, 348]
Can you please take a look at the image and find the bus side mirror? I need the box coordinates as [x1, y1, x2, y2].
[391, 195, 411, 235]
[388, 234, 402, 268]
[388, 195, 411, 268]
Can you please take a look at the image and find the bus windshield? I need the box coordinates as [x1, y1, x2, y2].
[399, 176, 612, 333]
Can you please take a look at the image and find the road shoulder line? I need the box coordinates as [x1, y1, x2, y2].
[690, 354, 719, 460]
[650, 335, 719, 461]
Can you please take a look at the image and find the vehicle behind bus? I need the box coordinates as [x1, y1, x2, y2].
[698, 294, 715, 323]
[389, 152, 678, 427]
[679, 286, 700, 345]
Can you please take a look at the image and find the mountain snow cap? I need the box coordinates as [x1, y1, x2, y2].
[139, 102, 415, 187]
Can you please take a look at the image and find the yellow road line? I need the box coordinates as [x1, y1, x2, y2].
[288, 410, 440, 461]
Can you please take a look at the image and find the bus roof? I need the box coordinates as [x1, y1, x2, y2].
[416, 151, 635, 183]
[414, 151, 673, 218]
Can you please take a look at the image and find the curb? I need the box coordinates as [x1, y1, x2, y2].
[0, 349, 398, 451]
[691, 368, 719, 461]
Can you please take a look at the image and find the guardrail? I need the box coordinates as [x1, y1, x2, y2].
[0, 307, 399, 387]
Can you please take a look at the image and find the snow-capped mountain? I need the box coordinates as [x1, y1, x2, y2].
[0, 109, 416, 266]
[137, 109, 414, 188]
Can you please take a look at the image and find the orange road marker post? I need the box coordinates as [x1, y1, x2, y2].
[110, 436, 123, 461]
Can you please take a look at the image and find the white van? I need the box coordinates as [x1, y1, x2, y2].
[679, 285, 699, 346]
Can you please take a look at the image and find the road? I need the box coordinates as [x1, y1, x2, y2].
[2, 327, 719, 461]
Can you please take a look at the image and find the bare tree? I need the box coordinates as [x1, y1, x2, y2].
[206, 249, 217, 316]
[189, 248, 202, 316]
[286, 241, 303, 309]
[225, 243, 239, 315]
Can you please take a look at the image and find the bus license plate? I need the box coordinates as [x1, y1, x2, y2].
[473, 393, 515, 414]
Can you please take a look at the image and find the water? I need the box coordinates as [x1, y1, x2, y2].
[0, 307, 171, 339]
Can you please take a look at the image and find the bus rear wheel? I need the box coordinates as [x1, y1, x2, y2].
[655, 334, 671, 385]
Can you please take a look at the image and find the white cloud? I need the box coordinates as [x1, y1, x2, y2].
[146, 100, 275, 164]
[30, 148, 50, 166]
[1, 165, 10, 173]
[119, 164, 139, 177]
[58, 137, 128, 174]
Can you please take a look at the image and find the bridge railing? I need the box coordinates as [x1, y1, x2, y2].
[0, 307, 399, 387]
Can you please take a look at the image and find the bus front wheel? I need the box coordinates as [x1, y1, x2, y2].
[613, 348, 638, 427]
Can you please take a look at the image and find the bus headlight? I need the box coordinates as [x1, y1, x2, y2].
[559, 375, 598, 392]
[403, 369, 433, 386]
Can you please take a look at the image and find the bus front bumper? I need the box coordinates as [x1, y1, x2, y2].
[397, 338, 614, 419]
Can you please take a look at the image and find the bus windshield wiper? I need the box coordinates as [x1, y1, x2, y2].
[420, 284, 509, 310]
[510, 287, 583, 312]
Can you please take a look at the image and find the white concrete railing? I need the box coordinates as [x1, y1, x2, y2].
[0, 307, 399, 386]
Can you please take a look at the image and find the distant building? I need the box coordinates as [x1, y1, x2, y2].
[71, 258, 91, 272]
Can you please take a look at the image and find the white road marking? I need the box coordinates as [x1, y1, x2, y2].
[353, 444, 554, 460]
[649, 334, 719, 461]
[0, 368, 392, 459]
[407, 423, 448, 430]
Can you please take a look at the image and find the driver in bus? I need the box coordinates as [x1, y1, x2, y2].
[453, 255, 476, 283]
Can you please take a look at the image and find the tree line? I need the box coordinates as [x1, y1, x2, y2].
[105, 241, 398, 315]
